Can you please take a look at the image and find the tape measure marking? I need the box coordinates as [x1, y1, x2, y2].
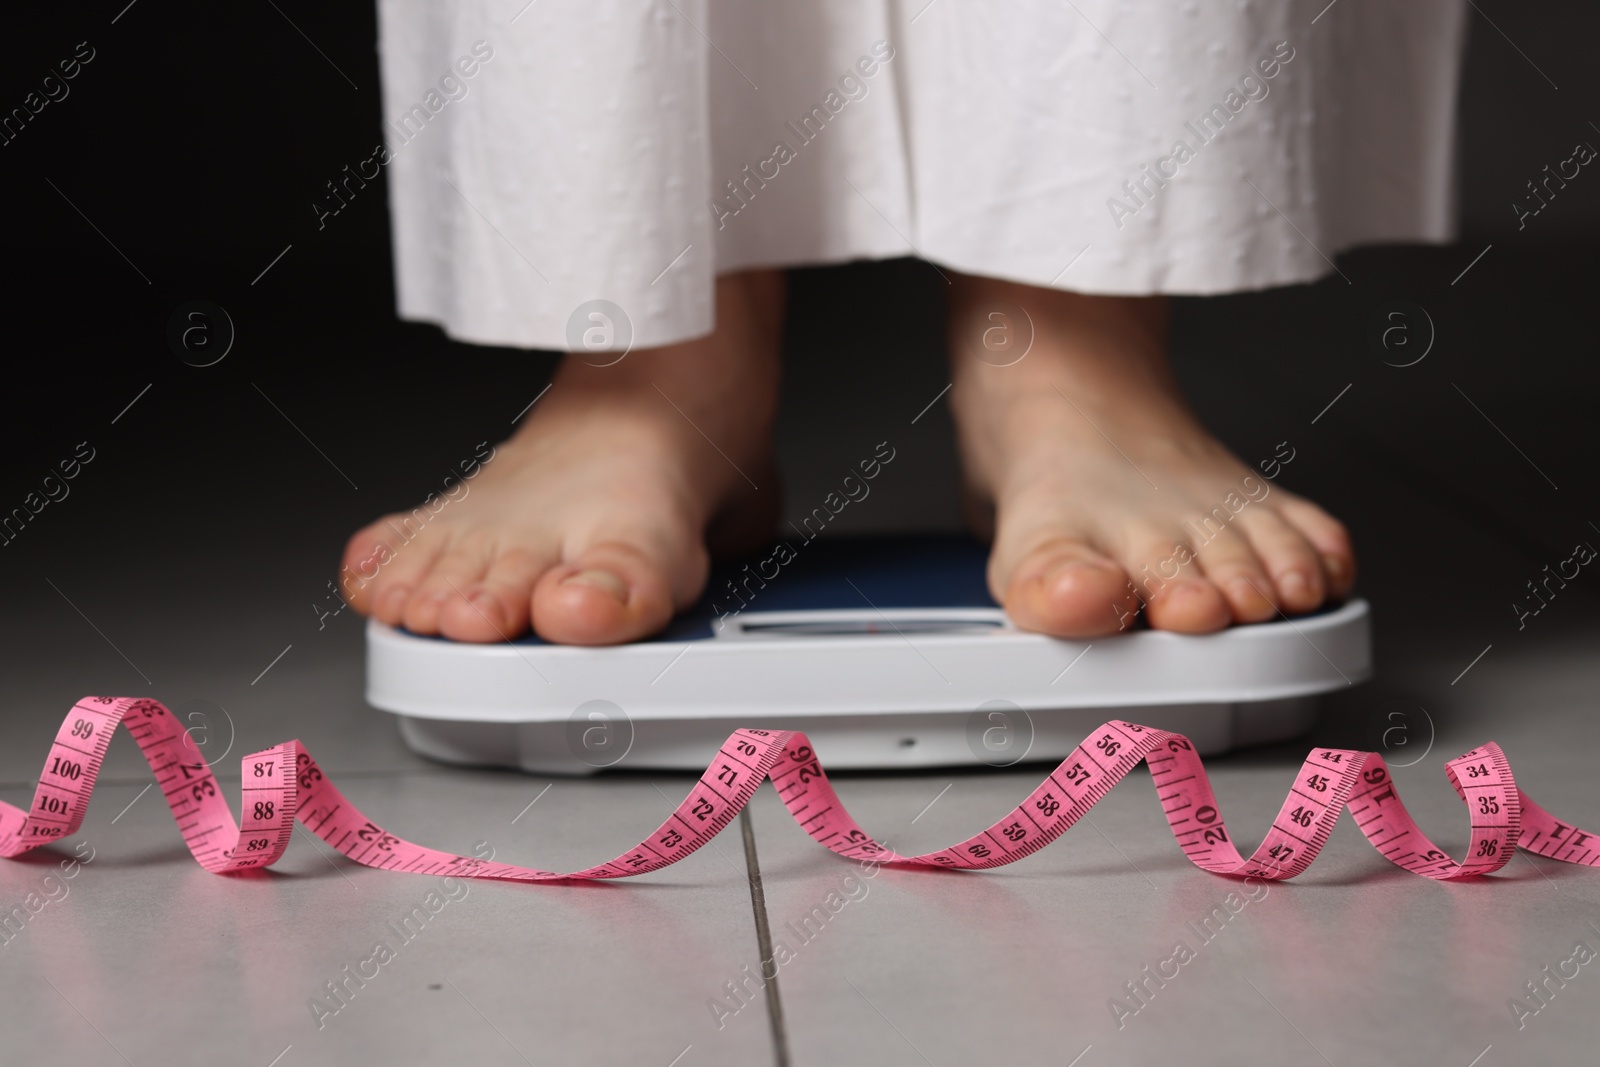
[3, 698, 1593, 883]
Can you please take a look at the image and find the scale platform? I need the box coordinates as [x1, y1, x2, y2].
[367, 537, 1371, 774]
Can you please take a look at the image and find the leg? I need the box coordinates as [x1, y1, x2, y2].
[947, 273, 1355, 638]
[341, 269, 785, 645]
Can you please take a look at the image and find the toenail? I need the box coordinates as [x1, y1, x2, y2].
[1229, 577, 1266, 605]
[563, 568, 629, 602]
[469, 591, 504, 625]
[1280, 571, 1311, 602]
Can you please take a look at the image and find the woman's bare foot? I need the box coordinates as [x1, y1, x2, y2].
[341, 270, 785, 645]
[948, 274, 1355, 638]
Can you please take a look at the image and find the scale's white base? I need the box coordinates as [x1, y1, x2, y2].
[395, 697, 1323, 774]
[368, 599, 1370, 775]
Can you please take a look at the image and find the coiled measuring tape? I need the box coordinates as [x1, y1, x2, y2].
[6, 697, 1598, 881]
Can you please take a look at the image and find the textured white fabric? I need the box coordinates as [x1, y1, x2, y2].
[377, 0, 1467, 350]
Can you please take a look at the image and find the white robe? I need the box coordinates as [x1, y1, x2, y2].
[377, 0, 1467, 350]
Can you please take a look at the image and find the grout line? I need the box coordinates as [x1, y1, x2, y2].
[739, 806, 792, 1067]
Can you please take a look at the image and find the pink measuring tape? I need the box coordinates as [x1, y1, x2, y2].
[7, 697, 1599, 882]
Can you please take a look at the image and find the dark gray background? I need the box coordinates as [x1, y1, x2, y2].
[1, 0, 1596, 700]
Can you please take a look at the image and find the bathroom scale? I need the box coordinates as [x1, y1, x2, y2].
[367, 537, 1371, 774]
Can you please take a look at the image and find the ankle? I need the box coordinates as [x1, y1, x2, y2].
[950, 276, 1169, 374]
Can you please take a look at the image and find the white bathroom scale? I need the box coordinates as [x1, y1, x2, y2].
[367, 537, 1371, 774]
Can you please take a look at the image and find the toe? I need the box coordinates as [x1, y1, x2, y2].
[341, 515, 442, 622]
[1273, 495, 1356, 600]
[1143, 575, 1233, 633]
[532, 542, 680, 645]
[1192, 525, 1278, 623]
[437, 547, 553, 642]
[1237, 509, 1326, 614]
[1118, 529, 1232, 633]
[995, 537, 1140, 638]
[339, 519, 396, 614]
[402, 540, 493, 635]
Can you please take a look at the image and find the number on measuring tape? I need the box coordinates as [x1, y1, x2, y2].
[0, 697, 1595, 886]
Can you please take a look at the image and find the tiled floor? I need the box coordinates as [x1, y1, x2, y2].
[2, 535, 1598, 1067]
